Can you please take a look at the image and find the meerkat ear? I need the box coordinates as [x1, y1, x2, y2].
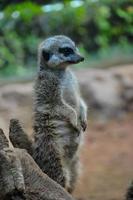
[42, 50, 50, 61]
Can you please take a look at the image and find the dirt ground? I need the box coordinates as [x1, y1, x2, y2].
[74, 115, 133, 200]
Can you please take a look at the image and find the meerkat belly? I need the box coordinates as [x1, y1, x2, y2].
[52, 119, 81, 159]
[57, 77, 81, 159]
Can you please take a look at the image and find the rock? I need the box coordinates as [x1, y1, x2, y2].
[111, 65, 133, 112]
[75, 64, 133, 119]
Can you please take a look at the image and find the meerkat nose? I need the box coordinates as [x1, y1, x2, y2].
[79, 56, 84, 62]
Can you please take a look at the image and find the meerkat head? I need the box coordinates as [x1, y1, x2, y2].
[38, 35, 84, 69]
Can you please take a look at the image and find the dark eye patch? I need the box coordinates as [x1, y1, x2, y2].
[59, 47, 74, 57]
[42, 50, 51, 61]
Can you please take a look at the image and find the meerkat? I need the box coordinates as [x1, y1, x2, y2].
[0, 126, 74, 200]
[33, 35, 87, 193]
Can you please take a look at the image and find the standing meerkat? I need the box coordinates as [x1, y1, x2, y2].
[33, 35, 87, 193]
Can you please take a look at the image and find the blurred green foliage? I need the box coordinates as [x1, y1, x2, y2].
[0, 0, 133, 76]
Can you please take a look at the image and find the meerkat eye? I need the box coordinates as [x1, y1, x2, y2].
[42, 50, 50, 61]
[59, 47, 74, 57]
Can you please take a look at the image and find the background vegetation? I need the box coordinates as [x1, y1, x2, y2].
[0, 0, 133, 77]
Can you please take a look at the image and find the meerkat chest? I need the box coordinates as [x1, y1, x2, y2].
[60, 73, 80, 110]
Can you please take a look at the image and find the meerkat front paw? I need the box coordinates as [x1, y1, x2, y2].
[79, 115, 87, 132]
[55, 104, 78, 129]
[80, 118, 87, 131]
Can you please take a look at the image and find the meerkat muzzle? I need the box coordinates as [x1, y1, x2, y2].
[67, 54, 85, 64]
[78, 56, 84, 62]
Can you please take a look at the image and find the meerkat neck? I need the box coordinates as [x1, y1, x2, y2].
[39, 65, 68, 77]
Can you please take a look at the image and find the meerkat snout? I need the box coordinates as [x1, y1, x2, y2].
[39, 35, 84, 68]
[66, 52, 84, 64]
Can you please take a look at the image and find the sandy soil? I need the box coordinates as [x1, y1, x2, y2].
[74, 115, 133, 200]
